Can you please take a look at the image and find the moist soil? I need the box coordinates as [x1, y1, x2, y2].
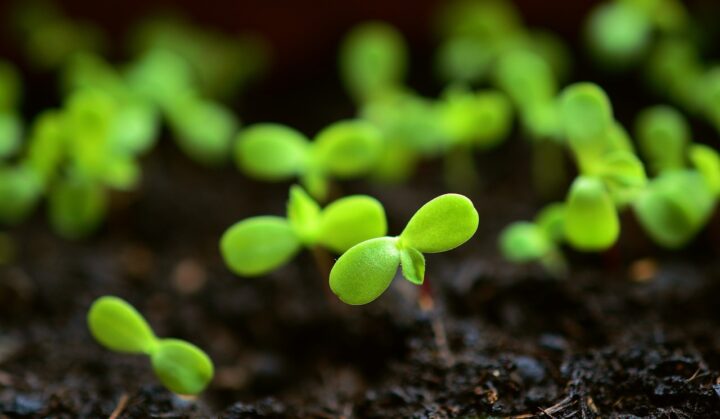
[1, 132, 720, 419]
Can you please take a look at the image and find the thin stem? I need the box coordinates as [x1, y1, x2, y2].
[419, 277, 454, 367]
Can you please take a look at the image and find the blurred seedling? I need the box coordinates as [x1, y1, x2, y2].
[586, 0, 688, 69]
[234, 120, 383, 201]
[0, 61, 23, 160]
[88, 296, 214, 395]
[329, 193, 478, 305]
[221, 185, 387, 277]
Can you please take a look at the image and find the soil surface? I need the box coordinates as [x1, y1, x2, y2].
[1, 132, 720, 419]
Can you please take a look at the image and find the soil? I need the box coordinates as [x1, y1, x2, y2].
[1, 131, 720, 419]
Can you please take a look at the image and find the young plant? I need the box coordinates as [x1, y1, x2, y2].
[87, 296, 214, 395]
[329, 194, 478, 305]
[234, 120, 383, 200]
[221, 185, 387, 276]
[635, 105, 689, 175]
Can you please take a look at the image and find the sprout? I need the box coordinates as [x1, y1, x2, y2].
[220, 185, 387, 276]
[48, 177, 107, 240]
[564, 176, 620, 251]
[0, 165, 43, 226]
[634, 170, 715, 248]
[689, 144, 720, 196]
[635, 105, 689, 175]
[586, 1, 652, 67]
[166, 95, 238, 166]
[234, 120, 383, 200]
[439, 86, 513, 149]
[329, 194, 478, 305]
[87, 296, 214, 395]
[340, 22, 407, 103]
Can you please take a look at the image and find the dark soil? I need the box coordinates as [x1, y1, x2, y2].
[1, 133, 720, 419]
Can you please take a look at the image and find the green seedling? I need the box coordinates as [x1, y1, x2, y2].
[0, 164, 43, 226]
[88, 296, 214, 395]
[235, 120, 383, 200]
[689, 144, 720, 196]
[48, 177, 107, 240]
[439, 86, 513, 149]
[340, 22, 407, 103]
[635, 105, 689, 175]
[166, 94, 238, 166]
[634, 170, 716, 248]
[330, 194, 478, 305]
[586, 1, 651, 67]
[221, 185, 387, 276]
[0, 61, 22, 160]
[564, 176, 620, 251]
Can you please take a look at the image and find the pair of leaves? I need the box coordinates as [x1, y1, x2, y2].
[87, 296, 214, 395]
[329, 194, 478, 305]
[634, 170, 716, 249]
[339, 22, 407, 103]
[234, 120, 383, 200]
[439, 87, 513, 149]
[220, 186, 387, 276]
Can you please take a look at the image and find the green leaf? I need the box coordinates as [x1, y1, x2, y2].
[440, 87, 512, 148]
[102, 156, 141, 191]
[590, 150, 648, 206]
[564, 176, 620, 251]
[400, 194, 479, 253]
[0, 113, 22, 159]
[534, 203, 565, 243]
[437, 37, 493, 83]
[0, 165, 43, 225]
[329, 237, 400, 305]
[87, 296, 158, 354]
[499, 221, 552, 263]
[493, 50, 556, 109]
[689, 144, 720, 195]
[317, 195, 387, 253]
[48, 178, 107, 239]
[586, 2, 652, 66]
[400, 246, 425, 285]
[151, 339, 214, 395]
[109, 100, 159, 156]
[168, 97, 238, 166]
[635, 105, 689, 175]
[312, 120, 383, 178]
[287, 185, 321, 244]
[220, 216, 301, 276]
[340, 22, 407, 102]
[25, 110, 67, 183]
[234, 123, 309, 180]
[634, 170, 715, 248]
[301, 170, 330, 202]
[559, 83, 614, 162]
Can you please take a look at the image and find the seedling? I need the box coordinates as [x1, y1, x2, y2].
[0, 164, 43, 226]
[329, 194, 478, 305]
[234, 120, 383, 200]
[87, 296, 214, 395]
[689, 144, 720, 196]
[635, 105, 689, 175]
[564, 176, 620, 251]
[634, 170, 716, 249]
[221, 185, 387, 276]
[340, 22, 407, 103]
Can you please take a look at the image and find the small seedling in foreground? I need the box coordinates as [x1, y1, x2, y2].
[87, 296, 214, 395]
[221, 185, 387, 276]
[234, 120, 383, 200]
[330, 194, 478, 305]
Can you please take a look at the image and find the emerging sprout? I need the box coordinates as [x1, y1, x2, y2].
[564, 176, 620, 251]
[221, 186, 387, 276]
[234, 120, 383, 200]
[329, 194, 478, 305]
[635, 105, 689, 175]
[87, 296, 214, 395]
[634, 170, 716, 248]
[340, 22, 407, 103]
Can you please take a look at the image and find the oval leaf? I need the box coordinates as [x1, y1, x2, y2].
[400, 246, 425, 285]
[559, 83, 613, 160]
[329, 237, 400, 305]
[317, 195, 387, 253]
[151, 339, 214, 395]
[499, 221, 552, 263]
[400, 194, 479, 253]
[564, 176, 619, 251]
[312, 120, 383, 178]
[220, 216, 301, 276]
[234, 123, 309, 180]
[635, 105, 689, 175]
[287, 185, 321, 244]
[689, 144, 720, 195]
[87, 296, 158, 354]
